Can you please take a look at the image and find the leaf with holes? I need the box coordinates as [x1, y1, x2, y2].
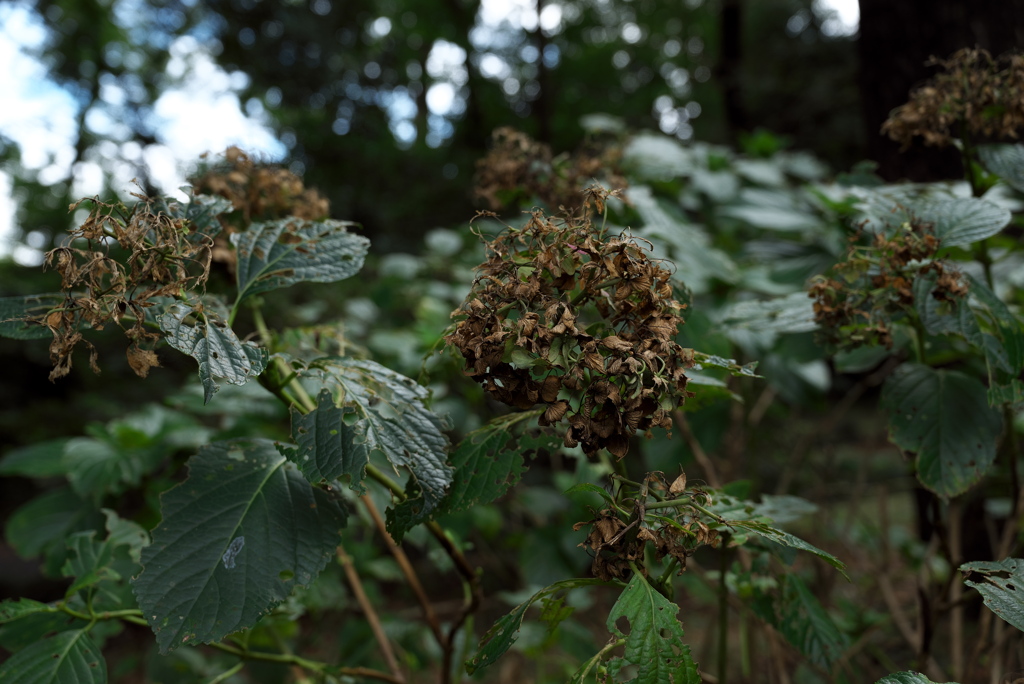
[159, 302, 268, 404]
[233, 218, 369, 304]
[0, 293, 66, 340]
[604, 572, 701, 684]
[281, 388, 368, 487]
[961, 558, 1024, 632]
[132, 439, 347, 653]
[0, 629, 106, 684]
[303, 357, 452, 541]
[881, 363, 1002, 498]
[151, 191, 232, 242]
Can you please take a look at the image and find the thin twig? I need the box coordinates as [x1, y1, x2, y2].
[362, 495, 446, 647]
[672, 411, 722, 489]
[337, 545, 406, 683]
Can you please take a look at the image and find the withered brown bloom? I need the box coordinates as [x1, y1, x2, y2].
[445, 190, 693, 458]
[882, 48, 1024, 150]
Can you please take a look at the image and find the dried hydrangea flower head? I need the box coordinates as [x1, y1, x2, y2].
[445, 189, 694, 458]
[882, 48, 1024, 150]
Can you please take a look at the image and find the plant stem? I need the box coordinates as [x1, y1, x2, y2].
[337, 545, 405, 682]
[207, 642, 403, 683]
[717, 546, 730, 684]
[207, 662, 244, 684]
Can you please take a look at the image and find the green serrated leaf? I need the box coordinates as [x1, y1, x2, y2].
[961, 558, 1024, 632]
[0, 293, 65, 340]
[875, 672, 948, 684]
[913, 274, 981, 346]
[0, 598, 52, 625]
[62, 531, 121, 598]
[911, 197, 1010, 248]
[967, 274, 1024, 371]
[434, 413, 537, 517]
[605, 573, 701, 684]
[764, 574, 849, 670]
[989, 380, 1024, 407]
[283, 389, 369, 487]
[303, 358, 452, 540]
[729, 521, 847, 577]
[132, 439, 347, 653]
[881, 363, 1002, 498]
[5, 488, 101, 575]
[101, 509, 149, 564]
[0, 629, 106, 684]
[233, 218, 369, 303]
[717, 292, 817, 343]
[979, 143, 1024, 193]
[466, 578, 605, 675]
[564, 482, 616, 504]
[0, 439, 70, 478]
[150, 191, 232, 241]
[159, 302, 268, 404]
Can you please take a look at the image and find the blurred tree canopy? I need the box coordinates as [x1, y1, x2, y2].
[2, 0, 863, 252]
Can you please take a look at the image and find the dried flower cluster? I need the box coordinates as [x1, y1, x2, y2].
[38, 194, 216, 380]
[192, 146, 330, 227]
[474, 127, 627, 211]
[445, 193, 693, 458]
[574, 472, 718, 581]
[882, 48, 1024, 150]
[809, 221, 967, 348]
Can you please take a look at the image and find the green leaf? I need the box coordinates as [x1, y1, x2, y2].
[911, 197, 1010, 248]
[0, 439, 70, 478]
[913, 275, 981, 346]
[604, 573, 701, 684]
[434, 412, 537, 517]
[5, 488, 101, 574]
[564, 482, 616, 505]
[0, 293, 65, 340]
[719, 187, 823, 232]
[691, 351, 762, 378]
[760, 574, 849, 670]
[158, 302, 268, 404]
[881, 363, 1003, 498]
[0, 598, 52, 624]
[151, 191, 232, 240]
[875, 672, 949, 684]
[132, 439, 347, 653]
[282, 389, 369, 487]
[466, 578, 605, 674]
[729, 520, 847, 577]
[303, 358, 452, 540]
[961, 558, 1024, 632]
[62, 531, 121, 598]
[101, 509, 149, 564]
[62, 405, 209, 502]
[967, 274, 1024, 371]
[717, 292, 818, 338]
[979, 143, 1024, 193]
[233, 218, 369, 303]
[989, 380, 1024, 407]
[0, 629, 106, 684]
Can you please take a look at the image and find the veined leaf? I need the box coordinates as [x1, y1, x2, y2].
[0, 293, 65, 340]
[911, 197, 1010, 248]
[132, 439, 347, 653]
[913, 274, 981, 346]
[150, 191, 232, 241]
[728, 521, 846, 576]
[0, 599, 52, 625]
[875, 673, 947, 684]
[967, 274, 1024, 372]
[881, 363, 1002, 498]
[961, 558, 1024, 632]
[159, 302, 268, 404]
[434, 412, 539, 517]
[101, 509, 149, 564]
[0, 629, 106, 684]
[988, 380, 1024, 407]
[282, 388, 368, 487]
[979, 143, 1024, 193]
[605, 573, 701, 684]
[0, 439, 70, 478]
[5, 488, 102, 575]
[62, 531, 121, 598]
[717, 292, 818, 337]
[233, 218, 369, 303]
[303, 357, 452, 540]
[466, 578, 605, 674]
[755, 574, 849, 670]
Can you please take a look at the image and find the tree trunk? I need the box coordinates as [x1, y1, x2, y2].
[858, 0, 1024, 181]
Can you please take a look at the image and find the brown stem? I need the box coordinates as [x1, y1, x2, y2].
[672, 411, 722, 489]
[427, 520, 483, 683]
[337, 545, 406, 683]
[362, 496, 447, 648]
